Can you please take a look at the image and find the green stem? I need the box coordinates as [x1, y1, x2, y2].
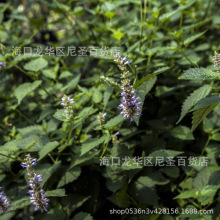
[181, 51, 199, 67]
[2, 163, 17, 178]
[56, 122, 73, 161]
[100, 141, 109, 158]
[179, 11, 183, 28]
[48, 153, 56, 164]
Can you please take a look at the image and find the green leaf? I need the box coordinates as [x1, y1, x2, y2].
[39, 141, 59, 160]
[15, 80, 42, 104]
[42, 66, 58, 79]
[57, 167, 81, 188]
[191, 103, 218, 131]
[53, 109, 67, 122]
[8, 197, 30, 211]
[108, 186, 130, 208]
[171, 126, 194, 140]
[159, 1, 196, 23]
[191, 96, 220, 111]
[134, 65, 174, 89]
[174, 189, 198, 199]
[134, 76, 157, 126]
[46, 189, 66, 197]
[183, 31, 207, 47]
[111, 28, 125, 41]
[177, 85, 212, 124]
[23, 57, 48, 72]
[136, 175, 169, 188]
[104, 115, 124, 129]
[159, 9, 180, 23]
[130, 180, 158, 206]
[174, 185, 220, 206]
[18, 125, 44, 136]
[92, 88, 103, 103]
[198, 185, 220, 206]
[203, 118, 214, 133]
[103, 87, 114, 109]
[179, 68, 220, 80]
[70, 152, 98, 168]
[80, 135, 108, 156]
[61, 73, 81, 93]
[54, 0, 70, 12]
[149, 149, 183, 164]
[36, 161, 61, 186]
[210, 133, 220, 141]
[73, 212, 94, 220]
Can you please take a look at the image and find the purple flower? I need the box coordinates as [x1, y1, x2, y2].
[114, 54, 141, 121]
[61, 94, 74, 121]
[0, 188, 10, 213]
[21, 154, 49, 212]
[0, 62, 6, 70]
[21, 157, 37, 169]
[115, 131, 120, 136]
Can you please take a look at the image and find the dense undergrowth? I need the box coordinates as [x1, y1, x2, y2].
[0, 0, 220, 219]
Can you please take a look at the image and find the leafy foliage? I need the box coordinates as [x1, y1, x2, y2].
[0, 0, 220, 219]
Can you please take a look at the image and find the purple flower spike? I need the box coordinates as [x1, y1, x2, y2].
[114, 54, 141, 121]
[61, 94, 74, 121]
[0, 188, 10, 212]
[21, 154, 49, 212]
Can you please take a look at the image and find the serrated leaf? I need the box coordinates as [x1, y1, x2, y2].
[184, 31, 207, 46]
[24, 57, 48, 72]
[191, 96, 220, 111]
[53, 109, 67, 122]
[191, 103, 218, 131]
[179, 68, 220, 80]
[8, 197, 30, 211]
[15, 80, 42, 104]
[174, 185, 220, 206]
[39, 141, 59, 160]
[104, 115, 124, 129]
[46, 189, 66, 197]
[18, 125, 44, 136]
[36, 161, 61, 186]
[134, 65, 174, 89]
[70, 152, 98, 168]
[198, 185, 220, 206]
[134, 76, 157, 126]
[80, 135, 108, 156]
[174, 189, 198, 199]
[0, 141, 18, 152]
[57, 167, 81, 188]
[177, 85, 212, 124]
